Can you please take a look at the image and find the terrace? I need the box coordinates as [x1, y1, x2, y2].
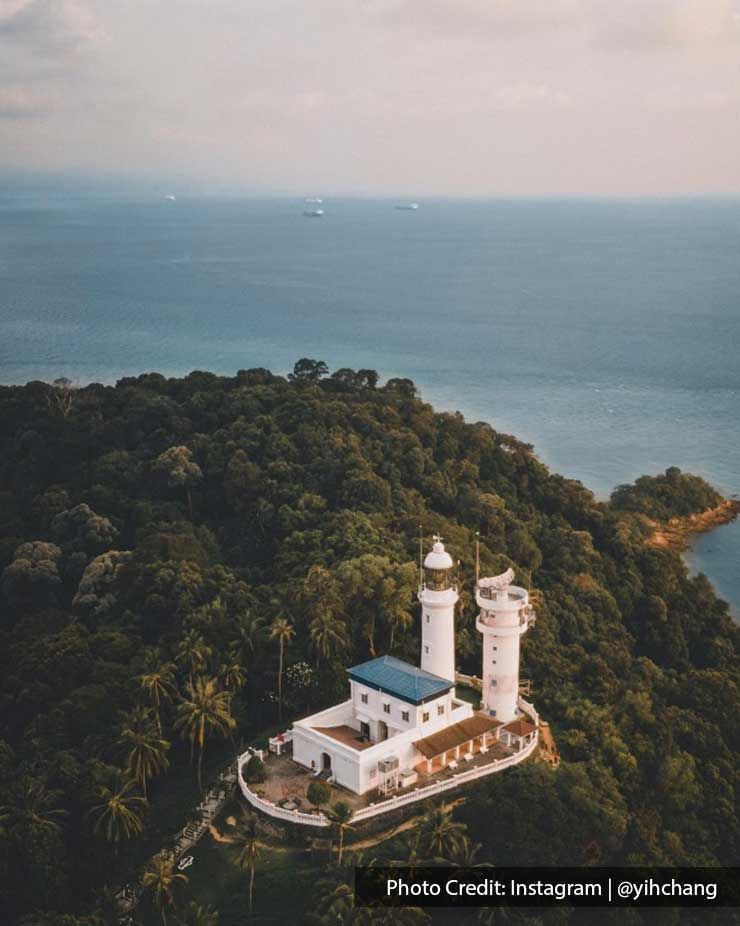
[238, 721, 534, 823]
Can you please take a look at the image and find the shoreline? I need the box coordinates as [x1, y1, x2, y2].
[646, 498, 740, 554]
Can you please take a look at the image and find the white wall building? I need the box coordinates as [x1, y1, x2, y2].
[289, 539, 537, 795]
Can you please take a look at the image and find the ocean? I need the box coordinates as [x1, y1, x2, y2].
[1, 192, 738, 614]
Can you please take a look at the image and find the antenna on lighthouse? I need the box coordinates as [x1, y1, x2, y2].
[475, 531, 480, 588]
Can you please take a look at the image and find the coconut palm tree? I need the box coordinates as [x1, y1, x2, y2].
[230, 611, 265, 669]
[175, 675, 236, 792]
[327, 801, 354, 865]
[143, 850, 188, 926]
[217, 656, 246, 694]
[309, 612, 349, 664]
[443, 833, 483, 866]
[269, 616, 294, 720]
[1, 777, 66, 836]
[230, 811, 261, 915]
[140, 662, 178, 733]
[175, 630, 212, 679]
[118, 724, 170, 799]
[421, 805, 466, 860]
[88, 777, 146, 845]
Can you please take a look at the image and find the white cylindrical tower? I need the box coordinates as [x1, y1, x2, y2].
[476, 569, 535, 723]
[418, 537, 457, 683]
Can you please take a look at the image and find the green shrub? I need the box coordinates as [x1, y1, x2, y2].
[307, 779, 331, 810]
[245, 755, 265, 784]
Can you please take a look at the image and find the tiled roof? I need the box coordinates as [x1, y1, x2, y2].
[503, 719, 536, 738]
[348, 655, 452, 705]
[414, 714, 502, 759]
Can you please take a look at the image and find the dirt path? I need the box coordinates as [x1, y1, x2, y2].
[345, 798, 466, 851]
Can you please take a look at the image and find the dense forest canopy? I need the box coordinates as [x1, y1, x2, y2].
[610, 468, 724, 521]
[0, 361, 737, 924]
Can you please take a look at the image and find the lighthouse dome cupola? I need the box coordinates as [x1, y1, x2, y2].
[423, 537, 454, 591]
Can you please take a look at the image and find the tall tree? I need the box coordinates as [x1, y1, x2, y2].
[421, 805, 467, 860]
[176, 630, 212, 679]
[88, 777, 146, 845]
[230, 611, 265, 670]
[269, 617, 294, 720]
[143, 850, 188, 926]
[140, 662, 178, 733]
[230, 811, 261, 915]
[309, 612, 349, 665]
[118, 724, 170, 799]
[327, 801, 354, 865]
[153, 446, 203, 520]
[175, 676, 236, 791]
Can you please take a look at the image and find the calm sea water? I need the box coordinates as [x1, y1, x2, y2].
[1, 192, 738, 613]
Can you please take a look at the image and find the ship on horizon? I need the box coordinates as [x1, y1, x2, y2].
[395, 202, 419, 211]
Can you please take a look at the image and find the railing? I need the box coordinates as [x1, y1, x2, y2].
[518, 696, 539, 726]
[238, 731, 538, 829]
[455, 672, 482, 691]
[237, 752, 329, 827]
[351, 734, 539, 823]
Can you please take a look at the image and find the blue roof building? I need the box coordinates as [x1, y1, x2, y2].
[348, 655, 452, 705]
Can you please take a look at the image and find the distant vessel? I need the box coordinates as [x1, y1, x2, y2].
[395, 202, 419, 211]
[303, 208, 324, 217]
[164, 194, 177, 201]
[305, 197, 323, 204]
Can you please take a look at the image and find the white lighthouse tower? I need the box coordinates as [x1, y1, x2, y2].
[418, 536, 457, 684]
[476, 564, 536, 723]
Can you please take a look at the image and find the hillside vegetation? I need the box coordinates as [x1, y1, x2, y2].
[0, 360, 737, 924]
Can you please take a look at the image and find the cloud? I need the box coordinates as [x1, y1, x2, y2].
[495, 84, 573, 112]
[0, 84, 52, 117]
[0, 0, 101, 51]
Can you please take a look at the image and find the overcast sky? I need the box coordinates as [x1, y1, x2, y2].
[2, 0, 740, 196]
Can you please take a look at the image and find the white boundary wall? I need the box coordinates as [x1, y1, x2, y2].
[236, 696, 540, 828]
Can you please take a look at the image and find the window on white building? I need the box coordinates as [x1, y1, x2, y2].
[383, 703, 390, 714]
[491, 679, 497, 687]
[424, 645, 430, 655]
[437, 704, 445, 716]
[360, 693, 368, 704]
[426, 614, 430, 623]
[422, 711, 430, 722]
[402, 710, 409, 722]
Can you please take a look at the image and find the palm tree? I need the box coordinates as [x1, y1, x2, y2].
[176, 900, 220, 926]
[269, 616, 294, 720]
[1, 777, 66, 835]
[88, 777, 146, 844]
[143, 850, 188, 926]
[230, 810, 261, 915]
[327, 801, 354, 865]
[175, 675, 236, 792]
[217, 656, 246, 694]
[421, 805, 467, 860]
[230, 611, 265, 669]
[176, 630, 212, 679]
[118, 724, 171, 799]
[444, 833, 482, 866]
[140, 663, 178, 733]
[309, 612, 349, 664]
[313, 879, 355, 925]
